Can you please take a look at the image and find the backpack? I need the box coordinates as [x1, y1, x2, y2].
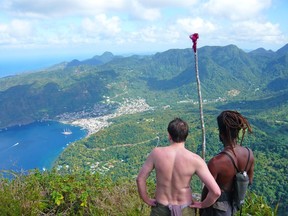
[221, 147, 251, 213]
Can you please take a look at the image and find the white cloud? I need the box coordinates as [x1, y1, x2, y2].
[2, 0, 165, 21]
[0, 24, 9, 44]
[203, 0, 271, 21]
[0, 0, 286, 54]
[176, 17, 217, 34]
[9, 20, 32, 38]
[128, 0, 161, 21]
[231, 21, 285, 44]
[81, 14, 121, 39]
[1, 0, 163, 20]
[137, 0, 198, 8]
[132, 26, 159, 42]
[3, 0, 126, 17]
[0, 19, 33, 44]
[123, 25, 181, 48]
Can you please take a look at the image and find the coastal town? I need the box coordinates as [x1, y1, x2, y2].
[57, 98, 154, 136]
[56, 94, 230, 137]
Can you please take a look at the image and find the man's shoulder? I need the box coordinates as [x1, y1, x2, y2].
[153, 146, 166, 151]
[236, 146, 254, 161]
[151, 146, 166, 155]
[180, 148, 200, 157]
[208, 152, 228, 163]
[186, 151, 206, 165]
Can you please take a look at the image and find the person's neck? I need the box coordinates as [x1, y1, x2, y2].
[223, 141, 238, 149]
[170, 142, 185, 148]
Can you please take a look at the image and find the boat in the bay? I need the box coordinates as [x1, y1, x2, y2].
[62, 128, 72, 135]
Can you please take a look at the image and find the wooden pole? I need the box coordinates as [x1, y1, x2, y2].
[190, 33, 206, 161]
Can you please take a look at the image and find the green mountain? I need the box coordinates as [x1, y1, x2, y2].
[0, 44, 287, 214]
[0, 44, 287, 129]
[66, 51, 117, 67]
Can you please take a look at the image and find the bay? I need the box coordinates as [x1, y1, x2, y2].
[0, 121, 87, 172]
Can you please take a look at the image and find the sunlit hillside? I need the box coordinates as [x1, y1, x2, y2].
[0, 44, 287, 214]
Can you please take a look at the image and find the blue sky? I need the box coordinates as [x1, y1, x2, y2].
[0, 0, 287, 75]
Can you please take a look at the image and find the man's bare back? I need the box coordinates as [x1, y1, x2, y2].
[152, 144, 200, 205]
[136, 118, 220, 214]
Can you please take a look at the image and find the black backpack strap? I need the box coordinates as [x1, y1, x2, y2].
[221, 147, 251, 172]
[244, 147, 251, 171]
[220, 151, 239, 172]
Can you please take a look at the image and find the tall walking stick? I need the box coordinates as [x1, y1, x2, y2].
[189, 33, 206, 161]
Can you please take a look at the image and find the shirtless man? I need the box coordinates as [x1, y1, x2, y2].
[201, 110, 255, 216]
[136, 118, 221, 216]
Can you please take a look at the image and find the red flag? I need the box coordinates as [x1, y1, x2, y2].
[189, 33, 199, 53]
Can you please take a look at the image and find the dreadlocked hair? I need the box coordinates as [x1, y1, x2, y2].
[217, 110, 252, 146]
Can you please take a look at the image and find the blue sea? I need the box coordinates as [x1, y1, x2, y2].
[0, 121, 87, 172]
[0, 54, 93, 78]
[0, 58, 59, 78]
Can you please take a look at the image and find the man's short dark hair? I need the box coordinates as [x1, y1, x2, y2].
[167, 118, 189, 143]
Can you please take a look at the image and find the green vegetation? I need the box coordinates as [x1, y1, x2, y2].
[0, 170, 278, 215]
[0, 44, 287, 214]
[1, 44, 287, 128]
[52, 101, 287, 214]
[0, 170, 149, 215]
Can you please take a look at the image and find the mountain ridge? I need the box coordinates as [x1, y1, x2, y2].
[0, 43, 287, 129]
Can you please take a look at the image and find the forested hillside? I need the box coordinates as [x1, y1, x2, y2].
[0, 44, 287, 214]
[53, 100, 287, 214]
[0, 44, 287, 129]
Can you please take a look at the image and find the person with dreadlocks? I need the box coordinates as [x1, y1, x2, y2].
[200, 110, 255, 216]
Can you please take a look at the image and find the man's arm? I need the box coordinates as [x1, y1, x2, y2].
[136, 150, 157, 206]
[247, 151, 255, 185]
[190, 157, 220, 209]
[201, 158, 218, 201]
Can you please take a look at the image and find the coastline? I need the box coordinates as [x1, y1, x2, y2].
[61, 116, 111, 137]
[0, 121, 87, 172]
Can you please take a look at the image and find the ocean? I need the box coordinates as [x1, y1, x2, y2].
[0, 58, 65, 78]
[0, 54, 93, 78]
[0, 121, 87, 173]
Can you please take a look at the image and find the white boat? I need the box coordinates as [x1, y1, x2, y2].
[62, 128, 72, 135]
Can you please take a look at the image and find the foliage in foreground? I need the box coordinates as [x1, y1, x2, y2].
[0, 170, 278, 216]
